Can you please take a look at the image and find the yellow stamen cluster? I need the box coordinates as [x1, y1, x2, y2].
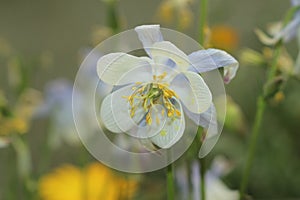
[123, 73, 181, 127]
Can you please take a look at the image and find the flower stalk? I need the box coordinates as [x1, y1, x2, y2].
[198, 0, 208, 199]
[167, 162, 175, 200]
[239, 43, 282, 199]
[199, 0, 208, 45]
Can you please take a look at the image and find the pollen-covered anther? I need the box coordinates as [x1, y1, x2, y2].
[156, 115, 160, 125]
[157, 72, 167, 80]
[146, 113, 152, 125]
[130, 108, 135, 118]
[161, 109, 165, 117]
[175, 109, 181, 117]
[167, 109, 175, 117]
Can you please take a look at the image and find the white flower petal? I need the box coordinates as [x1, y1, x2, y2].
[183, 103, 220, 158]
[151, 41, 190, 70]
[150, 99, 185, 148]
[135, 24, 164, 55]
[100, 93, 124, 133]
[184, 104, 217, 132]
[152, 62, 180, 83]
[277, 16, 300, 43]
[254, 29, 279, 45]
[291, 0, 300, 6]
[170, 72, 212, 114]
[188, 49, 239, 83]
[97, 53, 152, 85]
[100, 84, 143, 133]
[133, 104, 167, 139]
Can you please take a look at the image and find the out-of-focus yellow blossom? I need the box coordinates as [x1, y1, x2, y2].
[0, 117, 28, 135]
[239, 48, 265, 66]
[0, 89, 42, 136]
[240, 47, 294, 75]
[91, 26, 114, 45]
[207, 25, 239, 52]
[0, 37, 13, 58]
[272, 91, 285, 105]
[156, 0, 193, 30]
[263, 47, 294, 75]
[39, 163, 138, 200]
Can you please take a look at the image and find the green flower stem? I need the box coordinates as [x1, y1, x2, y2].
[239, 43, 282, 199]
[106, 0, 119, 33]
[167, 162, 175, 200]
[200, 157, 206, 200]
[199, 0, 208, 45]
[197, 127, 206, 200]
[11, 134, 35, 199]
[198, 0, 208, 199]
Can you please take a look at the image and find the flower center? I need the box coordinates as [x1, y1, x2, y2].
[123, 73, 181, 126]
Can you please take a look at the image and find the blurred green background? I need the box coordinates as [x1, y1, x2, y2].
[1, 0, 300, 200]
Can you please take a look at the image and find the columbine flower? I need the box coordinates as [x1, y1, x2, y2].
[276, 0, 300, 43]
[256, 0, 300, 45]
[255, 1, 300, 77]
[39, 163, 138, 200]
[98, 24, 238, 149]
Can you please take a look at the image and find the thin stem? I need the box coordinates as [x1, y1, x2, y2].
[198, 1, 208, 199]
[199, 0, 208, 45]
[106, 0, 119, 33]
[167, 162, 175, 200]
[197, 127, 206, 200]
[200, 158, 206, 200]
[239, 44, 282, 200]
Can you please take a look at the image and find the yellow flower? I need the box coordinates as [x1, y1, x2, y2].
[91, 26, 114, 45]
[39, 163, 138, 200]
[0, 89, 42, 136]
[0, 117, 28, 135]
[156, 0, 193, 30]
[208, 25, 239, 52]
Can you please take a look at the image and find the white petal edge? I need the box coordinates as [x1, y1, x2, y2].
[183, 103, 221, 158]
[131, 104, 167, 139]
[150, 98, 185, 149]
[291, 0, 300, 6]
[97, 52, 152, 85]
[184, 104, 217, 133]
[188, 49, 239, 83]
[171, 72, 212, 114]
[150, 41, 190, 70]
[100, 84, 143, 133]
[135, 24, 164, 55]
[277, 16, 300, 43]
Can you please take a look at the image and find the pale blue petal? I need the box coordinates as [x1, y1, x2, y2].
[277, 16, 300, 43]
[291, 0, 300, 6]
[183, 104, 217, 131]
[135, 24, 164, 55]
[151, 41, 190, 71]
[183, 104, 220, 158]
[170, 72, 212, 114]
[188, 49, 239, 83]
